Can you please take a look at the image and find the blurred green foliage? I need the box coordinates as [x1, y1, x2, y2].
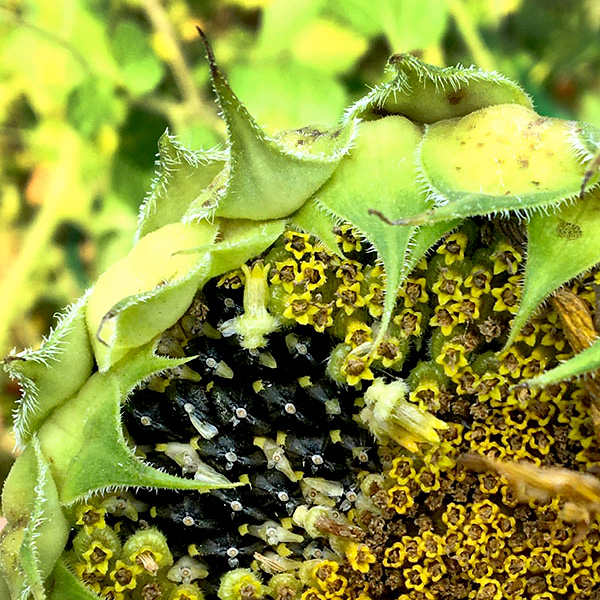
[0, 0, 599, 462]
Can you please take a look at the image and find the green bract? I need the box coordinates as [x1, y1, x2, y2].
[2, 39, 600, 599]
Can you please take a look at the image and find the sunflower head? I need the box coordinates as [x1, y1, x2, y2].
[2, 33, 600, 600]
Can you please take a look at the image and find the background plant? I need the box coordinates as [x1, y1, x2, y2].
[1, 0, 600, 486]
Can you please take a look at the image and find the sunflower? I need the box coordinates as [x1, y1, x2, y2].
[2, 32, 600, 600]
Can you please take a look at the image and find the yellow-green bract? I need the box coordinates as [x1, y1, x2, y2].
[2, 42, 600, 600]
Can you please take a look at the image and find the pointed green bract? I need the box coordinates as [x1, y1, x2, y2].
[37, 343, 237, 506]
[136, 131, 226, 240]
[3, 294, 93, 449]
[346, 53, 532, 124]
[506, 195, 600, 346]
[315, 116, 427, 339]
[291, 199, 343, 257]
[186, 36, 357, 221]
[523, 337, 600, 389]
[397, 104, 591, 226]
[0, 439, 68, 600]
[404, 221, 461, 275]
[50, 560, 102, 600]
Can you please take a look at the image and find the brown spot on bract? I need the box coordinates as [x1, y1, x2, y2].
[556, 219, 582, 240]
[516, 156, 529, 169]
[447, 89, 466, 105]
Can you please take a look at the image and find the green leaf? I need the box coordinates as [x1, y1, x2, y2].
[315, 116, 428, 340]
[37, 343, 237, 506]
[110, 20, 164, 95]
[136, 132, 227, 240]
[507, 195, 600, 345]
[66, 77, 123, 138]
[570, 120, 600, 164]
[323, 0, 382, 37]
[257, 0, 326, 58]
[189, 33, 356, 221]
[346, 54, 532, 124]
[3, 294, 94, 448]
[376, 0, 449, 52]
[406, 220, 461, 274]
[523, 337, 600, 389]
[399, 104, 591, 226]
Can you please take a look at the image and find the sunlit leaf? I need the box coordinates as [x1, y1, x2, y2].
[0, 439, 68, 599]
[136, 132, 226, 239]
[229, 60, 348, 132]
[4, 294, 93, 448]
[376, 0, 449, 52]
[291, 19, 368, 74]
[257, 0, 327, 58]
[291, 199, 342, 256]
[186, 37, 355, 221]
[87, 221, 219, 370]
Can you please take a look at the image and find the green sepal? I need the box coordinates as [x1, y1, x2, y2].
[48, 560, 101, 600]
[315, 116, 428, 341]
[521, 337, 600, 389]
[37, 341, 237, 506]
[291, 199, 343, 258]
[0, 439, 69, 600]
[87, 220, 219, 371]
[3, 294, 93, 449]
[404, 221, 461, 275]
[400, 104, 591, 226]
[346, 53, 532, 124]
[136, 131, 226, 240]
[187, 31, 357, 221]
[506, 194, 600, 346]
